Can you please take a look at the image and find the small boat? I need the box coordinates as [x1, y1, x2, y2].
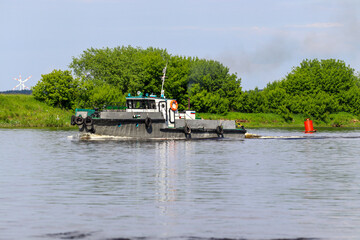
[71, 67, 246, 140]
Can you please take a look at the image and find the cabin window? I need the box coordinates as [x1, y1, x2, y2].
[127, 101, 133, 109]
[150, 101, 156, 109]
[135, 101, 142, 109]
[126, 100, 156, 109]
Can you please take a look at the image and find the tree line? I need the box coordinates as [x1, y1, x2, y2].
[32, 46, 360, 121]
[239, 59, 360, 120]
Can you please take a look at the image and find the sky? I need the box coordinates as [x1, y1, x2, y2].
[0, 0, 359, 91]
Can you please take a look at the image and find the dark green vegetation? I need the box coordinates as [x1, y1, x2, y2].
[33, 46, 241, 114]
[0, 94, 74, 128]
[13, 46, 360, 128]
[32, 70, 78, 109]
[240, 59, 360, 122]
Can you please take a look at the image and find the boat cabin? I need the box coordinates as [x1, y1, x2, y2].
[125, 93, 196, 127]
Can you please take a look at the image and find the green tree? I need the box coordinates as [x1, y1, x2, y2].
[356, 72, 360, 88]
[282, 59, 356, 95]
[243, 59, 360, 120]
[70, 46, 243, 113]
[163, 55, 192, 110]
[239, 88, 267, 113]
[70, 46, 170, 96]
[32, 70, 79, 109]
[188, 59, 242, 113]
[75, 80, 125, 109]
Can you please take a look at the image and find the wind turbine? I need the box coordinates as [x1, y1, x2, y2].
[13, 74, 31, 90]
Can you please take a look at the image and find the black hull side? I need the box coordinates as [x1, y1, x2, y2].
[79, 119, 246, 140]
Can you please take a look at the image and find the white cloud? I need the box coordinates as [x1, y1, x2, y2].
[288, 22, 343, 29]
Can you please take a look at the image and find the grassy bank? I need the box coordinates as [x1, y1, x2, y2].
[1, 94, 359, 129]
[198, 112, 360, 128]
[0, 94, 75, 128]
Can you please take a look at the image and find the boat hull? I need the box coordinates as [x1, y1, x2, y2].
[79, 119, 246, 140]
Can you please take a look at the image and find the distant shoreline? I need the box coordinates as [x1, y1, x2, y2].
[198, 112, 360, 128]
[0, 90, 32, 95]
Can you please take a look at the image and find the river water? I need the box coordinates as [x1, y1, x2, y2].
[1, 128, 360, 240]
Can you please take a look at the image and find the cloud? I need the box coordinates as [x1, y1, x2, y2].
[288, 22, 343, 28]
[169, 25, 249, 33]
[216, 1, 360, 90]
[218, 34, 298, 90]
[74, 0, 128, 2]
[300, 2, 360, 58]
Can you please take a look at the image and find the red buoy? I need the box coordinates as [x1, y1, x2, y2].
[304, 118, 316, 133]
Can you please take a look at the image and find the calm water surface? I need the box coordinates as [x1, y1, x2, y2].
[1, 128, 360, 240]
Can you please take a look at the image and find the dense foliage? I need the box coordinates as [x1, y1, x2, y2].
[32, 69, 79, 109]
[69, 46, 241, 113]
[32, 45, 360, 121]
[239, 59, 360, 121]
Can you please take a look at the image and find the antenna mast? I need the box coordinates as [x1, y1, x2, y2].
[160, 64, 167, 98]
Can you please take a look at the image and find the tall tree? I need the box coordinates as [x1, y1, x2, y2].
[188, 59, 242, 113]
[32, 70, 79, 109]
[241, 59, 360, 120]
[70, 46, 243, 113]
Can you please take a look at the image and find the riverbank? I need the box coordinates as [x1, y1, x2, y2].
[198, 112, 360, 128]
[1, 94, 360, 129]
[0, 94, 75, 128]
